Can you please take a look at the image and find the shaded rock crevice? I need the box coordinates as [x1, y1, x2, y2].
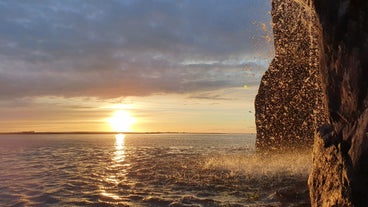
[310, 0, 368, 206]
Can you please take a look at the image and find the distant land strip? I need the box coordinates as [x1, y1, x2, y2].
[0, 131, 230, 135]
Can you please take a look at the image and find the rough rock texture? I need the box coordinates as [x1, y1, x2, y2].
[256, 0, 368, 206]
[255, 0, 327, 151]
[309, 0, 368, 206]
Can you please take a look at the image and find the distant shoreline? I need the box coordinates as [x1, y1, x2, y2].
[0, 131, 245, 135]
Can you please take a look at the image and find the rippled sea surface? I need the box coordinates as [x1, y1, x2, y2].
[0, 134, 310, 207]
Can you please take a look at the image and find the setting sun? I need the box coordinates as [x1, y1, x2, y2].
[108, 110, 135, 132]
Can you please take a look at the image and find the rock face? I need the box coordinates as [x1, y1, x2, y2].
[255, 0, 368, 205]
[309, 0, 368, 206]
[255, 0, 327, 151]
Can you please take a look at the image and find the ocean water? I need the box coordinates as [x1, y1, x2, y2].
[0, 134, 310, 207]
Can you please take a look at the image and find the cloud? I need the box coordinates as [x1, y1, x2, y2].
[189, 91, 236, 101]
[0, 0, 272, 99]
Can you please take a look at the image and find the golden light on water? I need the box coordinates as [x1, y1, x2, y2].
[113, 134, 126, 165]
[115, 134, 125, 151]
[108, 110, 135, 132]
[99, 134, 127, 202]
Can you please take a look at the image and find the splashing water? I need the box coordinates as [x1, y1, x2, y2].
[203, 151, 311, 178]
[200, 150, 312, 206]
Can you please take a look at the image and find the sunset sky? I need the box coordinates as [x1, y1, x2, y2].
[0, 0, 273, 133]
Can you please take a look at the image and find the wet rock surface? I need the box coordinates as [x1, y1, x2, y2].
[255, 0, 326, 152]
[256, 0, 368, 206]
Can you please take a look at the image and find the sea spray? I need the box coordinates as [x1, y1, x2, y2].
[201, 150, 312, 205]
[203, 151, 311, 177]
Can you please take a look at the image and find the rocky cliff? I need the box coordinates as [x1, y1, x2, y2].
[309, 0, 368, 206]
[255, 0, 327, 151]
[255, 0, 368, 205]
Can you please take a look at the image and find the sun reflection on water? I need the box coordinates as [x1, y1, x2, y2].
[99, 134, 127, 203]
[113, 134, 126, 163]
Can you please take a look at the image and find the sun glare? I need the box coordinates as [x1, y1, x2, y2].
[108, 110, 135, 132]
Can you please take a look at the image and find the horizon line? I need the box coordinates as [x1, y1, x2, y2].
[0, 131, 254, 135]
